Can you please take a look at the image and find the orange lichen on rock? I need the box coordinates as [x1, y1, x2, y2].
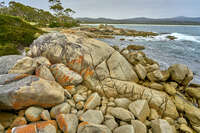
[26, 113, 40, 122]
[61, 75, 69, 84]
[35, 69, 40, 77]
[5, 74, 29, 83]
[36, 120, 57, 131]
[11, 117, 27, 128]
[68, 56, 84, 65]
[56, 114, 68, 132]
[12, 123, 37, 133]
[65, 85, 75, 91]
[84, 95, 94, 109]
[78, 122, 89, 128]
[5, 129, 12, 133]
[12, 98, 57, 110]
[83, 67, 94, 79]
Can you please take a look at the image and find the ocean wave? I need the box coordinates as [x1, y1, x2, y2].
[129, 33, 200, 43]
[170, 33, 200, 43]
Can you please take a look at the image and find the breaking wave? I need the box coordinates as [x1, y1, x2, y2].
[130, 33, 200, 43]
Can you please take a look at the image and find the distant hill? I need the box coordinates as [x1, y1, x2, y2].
[77, 16, 200, 25]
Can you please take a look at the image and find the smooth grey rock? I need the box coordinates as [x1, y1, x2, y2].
[8, 57, 37, 74]
[25, 106, 43, 122]
[129, 100, 150, 122]
[135, 64, 147, 80]
[109, 107, 134, 122]
[114, 125, 135, 133]
[0, 55, 25, 75]
[168, 64, 193, 86]
[50, 102, 71, 119]
[131, 120, 147, 133]
[114, 98, 132, 109]
[151, 119, 173, 133]
[84, 92, 101, 109]
[104, 119, 118, 131]
[41, 110, 51, 121]
[77, 122, 112, 133]
[80, 110, 104, 124]
[0, 74, 64, 110]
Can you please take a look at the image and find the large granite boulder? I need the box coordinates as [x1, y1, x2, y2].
[29, 33, 178, 119]
[0, 55, 25, 75]
[29, 33, 139, 94]
[168, 64, 193, 86]
[0, 74, 64, 110]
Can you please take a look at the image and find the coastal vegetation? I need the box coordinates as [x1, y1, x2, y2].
[0, 1, 79, 56]
[0, 1, 79, 27]
[0, 15, 43, 56]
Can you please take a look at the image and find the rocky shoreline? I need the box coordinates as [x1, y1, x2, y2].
[0, 31, 200, 133]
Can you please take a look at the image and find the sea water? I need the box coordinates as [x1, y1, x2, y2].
[95, 24, 200, 84]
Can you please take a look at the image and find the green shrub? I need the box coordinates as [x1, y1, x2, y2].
[0, 15, 44, 56]
[0, 43, 20, 56]
[0, 15, 43, 46]
[49, 21, 61, 28]
[49, 20, 80, 28]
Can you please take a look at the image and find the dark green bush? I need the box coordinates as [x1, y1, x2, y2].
[49, 20, 80, 28]
[0, 43, 20, 56]
[49, 21, 61, 28]
[0, 15, 44, 56]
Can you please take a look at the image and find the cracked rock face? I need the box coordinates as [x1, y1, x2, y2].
[0, 74, 64, 110]
[29, 33, 139, 95]
[29, 33, 178, 119]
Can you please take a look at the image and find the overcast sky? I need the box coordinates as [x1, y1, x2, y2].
[2, 0, 200, 19]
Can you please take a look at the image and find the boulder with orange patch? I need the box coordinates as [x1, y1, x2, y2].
[50, 63, 83, 86]
[56, 114, 78, 133]
[0, 74, 64, 110]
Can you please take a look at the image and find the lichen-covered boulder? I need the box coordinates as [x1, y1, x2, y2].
[29, 33, 139, 95]
[11, 120, 57, 133]
[0, 74, 64, 110]
[50, 63, 83, 86]
[56, 114, 78, 133]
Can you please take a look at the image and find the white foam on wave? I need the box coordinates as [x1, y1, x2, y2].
[170, 33, 200, 43]
[127, 33, 200, 43]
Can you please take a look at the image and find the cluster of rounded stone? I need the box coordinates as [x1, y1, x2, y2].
[0, 32, 200, 133]
[0, 90, 178, 133]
